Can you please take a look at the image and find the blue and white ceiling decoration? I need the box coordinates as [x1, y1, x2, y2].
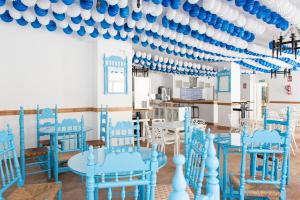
[0, 0, 300, 76]
[133, 50, 217, 77]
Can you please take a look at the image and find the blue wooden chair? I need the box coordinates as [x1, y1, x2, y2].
[86, 105, 108, 148]
[52, 116, 85, 182]
[261, 106, 291, 184]
[0, 125, 62, 200]
[86, 145, 159, 200]
[229, 128, 290, 200]
[106, 118, 140, 152]
[37, 105, 61, 147]
[156, 127, 220, 200]
[19, 107, 51, 180]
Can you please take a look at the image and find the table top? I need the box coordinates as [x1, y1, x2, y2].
[155, 121, 184, 130]
[213, 133, 242, 148]
[68, 147, 168, 176]
[39, 126, 93, 134]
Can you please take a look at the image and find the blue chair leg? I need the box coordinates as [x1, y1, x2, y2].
[48, 151, 51, 180]
[57, 186, 62, 200]
[286, 154, 290, 184]
[94, 178, 99, 200]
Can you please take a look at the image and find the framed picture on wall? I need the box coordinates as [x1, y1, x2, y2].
[103, 54, 128, 95]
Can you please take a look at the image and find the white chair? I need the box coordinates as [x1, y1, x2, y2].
[146, 124, 178, 156]
[191, 118, 207, 131]
[151, 118, 165, 125]
[228, 114, 241, 133]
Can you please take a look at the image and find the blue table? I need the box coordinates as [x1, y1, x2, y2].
[214, 133, 241, 200]
[68, 147, 168, 176]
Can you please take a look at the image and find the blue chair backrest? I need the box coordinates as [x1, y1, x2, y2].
[86, 145, 158, 200]
[185, 127, 209, 198]
[106, 118, 140, 152]
[36, 105, 58, 146]
[239, 128, 290, 196]
[54, 117, 85, 153]
[264, 106, 290, 130]
[100, 105, 109, 142]
[169, 133, 220, 200]
[184, 108, 192, 168]
[0, 126, 23, 198]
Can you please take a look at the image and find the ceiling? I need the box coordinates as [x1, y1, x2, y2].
[2, 0, 300, 74]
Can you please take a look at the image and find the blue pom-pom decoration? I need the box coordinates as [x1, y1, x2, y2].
[31, 19, 42, 28]
[13, 0, 28, 12]
[53, 12, 65, 21]
[120, 6, 129, 18]
[16, 17, 28, 26]
[46, 20, 57, 32]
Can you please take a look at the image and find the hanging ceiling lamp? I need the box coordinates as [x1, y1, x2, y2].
[271, 24, 300, 59]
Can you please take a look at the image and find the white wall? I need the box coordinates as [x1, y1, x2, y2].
[0, 22, 133, 151]
[148, 72, 173, 95]
[255, 70, 300, 113]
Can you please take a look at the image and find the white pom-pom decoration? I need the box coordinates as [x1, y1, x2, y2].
[188, 0, 199, 4]
[37, 15, 50, 25]
[118, 0, 128, 8]
[23, 9, 36, 23]
[152, 4, 163, 17]
[69, 22, 80, 31]
[58, 20, 68, 28]
[136, 18, 146, 29]
[107, 0, 118, 5]
[37, 0, 51, 10]
[115, 16, 125, 26]
[8, 6, 21, 20]
[198, 23, 207, 34]
[85, 25, 94, 33]
[104, 13, 115, 24]
[173, 11, 183, 23]
[157, 27, 165, 35]
[166, 8, 176, 20]
[67, 4, 81, 17]
[92, 9, 104, 22]
[81, 9, 91, 20]
[152, 23, 159, 32]
[181, 14, 189, 26]
[21, 0, 38, 7]
[127, 18, 136, 28]
[190, 19, 199, 31]
[52, 2, 68, 14]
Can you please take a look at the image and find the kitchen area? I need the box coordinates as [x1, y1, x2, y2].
[132, 70, 219, 126]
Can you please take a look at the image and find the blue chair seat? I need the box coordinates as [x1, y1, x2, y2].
[40, 139, 62, 147]
[229, 174, 281, 199]
[6, 182, 61, 200]
[25, 146, 48, 158]
[155, 184, 194, 200]
[58, 151, 80, 162]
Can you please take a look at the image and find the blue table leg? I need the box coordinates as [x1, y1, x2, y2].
[94, 178, 99, 200]
[222, 147, 228, 200]
[138, 185, 145, 200]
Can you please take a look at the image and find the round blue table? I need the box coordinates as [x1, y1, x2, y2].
[68, 147, 168, 176]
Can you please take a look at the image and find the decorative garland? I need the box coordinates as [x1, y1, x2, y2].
[182, 1, 256, 42]
[235, 60, 270, 73]
[0, 0, 299, 73]
[133, 50, 217, 77]
[234, 0, 289, 31]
